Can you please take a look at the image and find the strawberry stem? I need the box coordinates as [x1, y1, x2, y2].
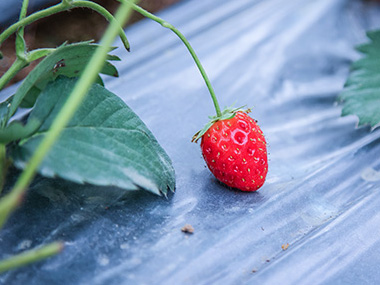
[129, 2, 222, 117]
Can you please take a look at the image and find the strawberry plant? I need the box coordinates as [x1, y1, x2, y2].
[0, 0, 269, 273]
[0, 0, 171, 273]
[339, 30, 380, 129]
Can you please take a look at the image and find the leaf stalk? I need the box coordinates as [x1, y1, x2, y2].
[127, 1, 222, 117]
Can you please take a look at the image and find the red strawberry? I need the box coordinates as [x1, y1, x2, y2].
[198, 111, 268, 191]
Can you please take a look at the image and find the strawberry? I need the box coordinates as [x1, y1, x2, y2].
[169, 27, 268, 191]
[194, 110, 268, 191]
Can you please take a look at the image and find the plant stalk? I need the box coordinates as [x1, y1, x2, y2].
[0, 242, 63, 274]
[0, 0, 131, 90]
[0, 58, 27, 91]
[15, 0, 29, 59]
[128, 2, 222, 117]
[0, 144, 5, 194]
[0, 0, 130, 52]
[0, 2, 66, 47]
[72, 1, 131, 51]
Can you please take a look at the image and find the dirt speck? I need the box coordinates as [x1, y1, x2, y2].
[281, 243, 289, 251]
[181, 224, 194, 234]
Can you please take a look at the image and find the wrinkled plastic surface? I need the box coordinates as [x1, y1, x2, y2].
[1, 0, 380, 284]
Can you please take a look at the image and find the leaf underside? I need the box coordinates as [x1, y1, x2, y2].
[339, 30, 380, 129]
[10, 77, 175, 196]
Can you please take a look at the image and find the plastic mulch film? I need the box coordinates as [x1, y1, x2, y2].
[1, 0, 380, 284]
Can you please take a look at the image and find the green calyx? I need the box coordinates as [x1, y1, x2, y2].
[191, 106, 251, 143]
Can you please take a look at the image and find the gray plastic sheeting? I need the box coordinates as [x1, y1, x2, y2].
[1, 0, 380, 284]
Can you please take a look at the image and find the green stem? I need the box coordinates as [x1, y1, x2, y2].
[0, 144, 5, 195]
[15, 0, 29, 58]
[0, 242, 63, 274]
[18, 0, 29, 27]
[0, 0, 137, 231]
[0, 49, 56, 92]
[0, 2, 67, 47]
[0, 189, 22, 229]
[128, 2, 222, 117]
[0, 0, 130, 90]
[0, 0, 130, 52]
[0, 58, 27, 91]
[71, 1, 131, 51]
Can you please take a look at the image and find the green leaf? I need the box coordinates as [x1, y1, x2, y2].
[27, 48, 56, 62]
[0, 97, 13, 128]
[10, 77, 175, 195]
[3, 42, 120, 122]
[339, 30, 380, 129]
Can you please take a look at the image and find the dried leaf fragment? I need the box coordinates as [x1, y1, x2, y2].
[281, 243, 289, 251]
